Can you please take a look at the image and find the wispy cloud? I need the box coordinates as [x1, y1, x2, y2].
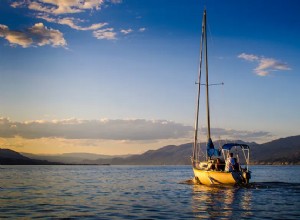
[138, 27, 146, 32]
[238, 53, 291, 76]
[254, 58, 291, 76]
[120, 28, 133, 35]
[12, 0, 105, 15]
[10, 1, 26, 8]
[37, 14, 116, 40]
[37, 15, 108, 31]
[110, 0, 123, 3]
[120, 27, 146, 35]
[0, 23, 66, 48]
[238, 53, 259, 62]
[8, 1, 145, 43]
[93, 28, 117, 40]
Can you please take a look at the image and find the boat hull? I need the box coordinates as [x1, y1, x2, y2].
[192, 167, 247, 186]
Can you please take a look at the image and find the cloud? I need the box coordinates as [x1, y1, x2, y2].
[238, 53, 291, 76]
[120, 28, 133, 35]
[110, 0, 122, 3]
[0, 117, 273, 144]
[0, 23, 66, 48]
[0, 118, 192, 140]
[10, 1, 26, 8]
[29, 23, 67, 47]
[238, 53, 258, 61]
[36, 13, 116, 41]
[12, 0, 105, 15]
[0, 24, 33, 47]
[254, 58, 291, 76]
[37, 15, 108, 31]
[138, 27, 146, 32]
[193, 126, 272, 143]
[93, 28, 116, 40]
[8, 1, 145, 43]
[208, 127, 272, 141]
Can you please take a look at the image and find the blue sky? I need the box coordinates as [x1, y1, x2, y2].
[0, 0, 299, 155]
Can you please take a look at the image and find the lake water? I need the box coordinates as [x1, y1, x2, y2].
[0, 165, 299, 219]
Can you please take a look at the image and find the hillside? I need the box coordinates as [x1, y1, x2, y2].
[0, 148, 62, 165]
[21, 152, 133, 164]
[79, 136, 300, 165]
[1, 135, 299, 165]
[251, 135, 300, 164]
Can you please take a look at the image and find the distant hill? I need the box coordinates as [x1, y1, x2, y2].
[21, 152, 133, 164]
[76, 136, 300, 165]
[94, 143, 194, 165]
[1, 135, 299, 165]
[251, 135, 300, 164]
[0, 148, 62, 165]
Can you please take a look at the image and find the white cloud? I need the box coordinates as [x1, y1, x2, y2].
[139, 27, 146, 32]
[8, 1, 146, 43]
[93, 28, 116, 40]
[12, 0, 105, 15]
[110, 0, 122, 3]
[37, 15, 108, 31]
[28, 1, 60, 14]
[0, 23, 66, 48]
[120, 28, 133, 35]
[10, 1, 26, 8]
[238, 53, 291, 76]
[238, 53, 258, 61]
[255, 58, 291, 76]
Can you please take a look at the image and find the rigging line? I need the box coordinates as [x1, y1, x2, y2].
[197, 126, 206, 159]
[206, 20, 215, 56]
[209, 83, 224, 141]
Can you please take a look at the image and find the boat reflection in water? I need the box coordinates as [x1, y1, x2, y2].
[191, 184, 253, 219]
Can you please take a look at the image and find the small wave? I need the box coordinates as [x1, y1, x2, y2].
[248, 182, 300, 189]
[179, 179, 241, 189]
[180, 179, 300, 190]
[179, 178, 196, 185]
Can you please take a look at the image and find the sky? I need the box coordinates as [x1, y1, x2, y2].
[0, 0, 299, 155]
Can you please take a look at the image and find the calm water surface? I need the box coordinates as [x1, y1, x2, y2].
[0, 165, 299, 219]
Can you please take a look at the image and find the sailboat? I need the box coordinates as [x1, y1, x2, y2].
[191, 9, 251, 186]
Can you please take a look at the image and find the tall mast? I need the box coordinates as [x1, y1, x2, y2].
[204, 9, 211, 140]
[193, 10, 205, 161]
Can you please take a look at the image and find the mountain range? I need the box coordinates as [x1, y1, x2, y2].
[0, 148, 62, 165]
[1, 135, 299, 165]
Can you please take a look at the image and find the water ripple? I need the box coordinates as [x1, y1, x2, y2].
[0, 165, 299, 219]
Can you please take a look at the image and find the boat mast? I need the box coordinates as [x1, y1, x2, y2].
[204, 10, 211, 141]
[193, 10, 205, 162]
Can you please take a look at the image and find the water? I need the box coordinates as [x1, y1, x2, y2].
[0, 165, 299, 219]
